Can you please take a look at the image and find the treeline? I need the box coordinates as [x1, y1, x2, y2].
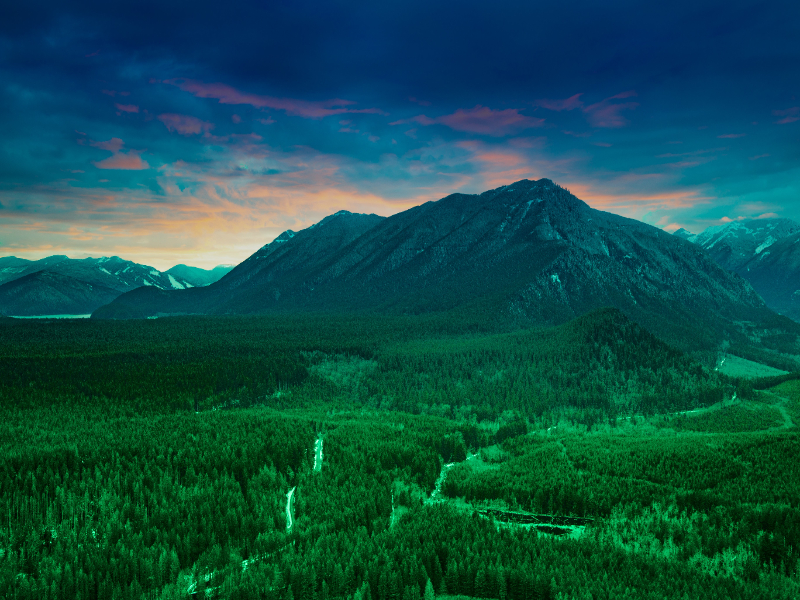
[1, 308, 736, 424]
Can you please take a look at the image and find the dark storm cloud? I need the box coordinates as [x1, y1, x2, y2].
[0, 0, 799, 267]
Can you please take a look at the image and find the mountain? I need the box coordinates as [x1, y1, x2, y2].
[0, 255, 69, 285]
[165, 264, 234, 287]
[675, 219, 800, 322]
[92, 179, 799, 354]
[0, 256, 193, 316]
[0, 271, 120, 316]
[690, 218, 800, 272]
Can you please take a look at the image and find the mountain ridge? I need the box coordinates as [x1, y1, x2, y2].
[91, 178, 798, 357]
[0, 255, 194, 316]
[674, 218, 800, 322]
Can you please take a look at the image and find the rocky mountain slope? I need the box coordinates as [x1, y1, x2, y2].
[675, 219, 800, 322]
[0, 256, 192, 316]
[93, 179, 798, 353]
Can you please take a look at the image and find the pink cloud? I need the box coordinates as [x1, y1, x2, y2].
[583, 91, 639, 128]
[115, 103, 139, 113]
[158, 113, 215, 135]
[89, 138, 150, 170]
[94, 152, 150, 170]
[161, 78, 387, 119]
[102, 90, 129, 97]
[390, 105, 545, 137]
[536, 93, 584, 111]
[593, 142, 612, 147]
[231, 114, 242, 123]
[773, 107, 799, 124]
[90, 138, 125, 152]
[717, 133, 745, 139]
[258, 118, 276, 125]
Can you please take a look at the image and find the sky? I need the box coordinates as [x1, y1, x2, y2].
[1, 0, 798, 270]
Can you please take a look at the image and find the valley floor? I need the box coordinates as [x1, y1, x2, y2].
[1, 313, 799, 600]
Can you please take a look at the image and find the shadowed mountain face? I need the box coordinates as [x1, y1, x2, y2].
[0, 271, 120, 316]
[0, 256, 194, 316]
[93, 179, 796, 351]
[165, 264, 234, 287]
[676, 219, 800, 322]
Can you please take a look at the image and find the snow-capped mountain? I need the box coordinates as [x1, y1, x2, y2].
[675, 219, 800, 321]
[0, 256, 193, 316]
[686, 218, 800, 272]
[92, 178, 796, 355]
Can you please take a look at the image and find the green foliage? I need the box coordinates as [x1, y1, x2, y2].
[1, 311, 798, 600]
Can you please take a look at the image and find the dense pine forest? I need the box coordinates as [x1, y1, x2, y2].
[1, 311, 799, 599]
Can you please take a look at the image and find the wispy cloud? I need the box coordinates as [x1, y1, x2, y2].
[391, 105, 545, 136]
[773, 107, 799, 124]
[161, 78, 387, 119]
[158, 113, 215, 135]
[717, 133, 745, 139]
[535, 93, 584, 111]
[563, 130, 591, 138]
[114, 103, 139, 113]
[583, 91, 639, 128]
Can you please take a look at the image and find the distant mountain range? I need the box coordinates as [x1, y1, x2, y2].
[0, 256, 231, 316]
[674, 219, 800, 322]
[92, 178, 798, 356]
[166, 264, 234, 288]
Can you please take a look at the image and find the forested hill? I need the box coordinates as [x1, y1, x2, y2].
[92, 178, 799, 356]
[0, 308, 734, 421]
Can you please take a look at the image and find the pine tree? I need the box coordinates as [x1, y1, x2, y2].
[424, 578, 435, 600]
[475, 567, 488, 598]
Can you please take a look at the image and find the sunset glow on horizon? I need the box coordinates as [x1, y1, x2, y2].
[1, 1, 798, 271]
